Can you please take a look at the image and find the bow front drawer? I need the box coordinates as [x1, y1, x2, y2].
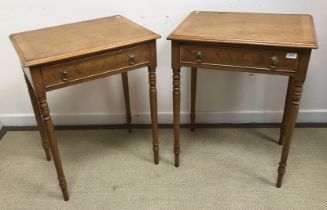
[41, 45, 150, 89]
[180, 45, 299, 74]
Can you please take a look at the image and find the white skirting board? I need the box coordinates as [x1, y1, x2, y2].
[0, 110, 327, 126]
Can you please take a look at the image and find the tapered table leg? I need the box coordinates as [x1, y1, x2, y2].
[24, 75, 51, 161]
[276, 79, 303, 188]
[279, 77, 295, 145]
[190, 67, 197, 131]
[38, 96, 69, 200]
[121, 72, 132, 133]
[148, 67, 159, 164]
[173, 68, 181, 167]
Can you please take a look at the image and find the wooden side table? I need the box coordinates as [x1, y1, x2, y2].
[10, 15, 160, 200]
[168, 11, 318, 187]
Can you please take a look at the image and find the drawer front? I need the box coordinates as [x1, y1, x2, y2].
[180, 45, 299, 73]
[42, 45, 150, 88]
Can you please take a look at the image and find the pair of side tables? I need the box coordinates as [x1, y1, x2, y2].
[10, 11, 318, 200]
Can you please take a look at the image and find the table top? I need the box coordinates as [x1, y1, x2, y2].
[10, 15, 160, 67]
[168, 11, 318, 49]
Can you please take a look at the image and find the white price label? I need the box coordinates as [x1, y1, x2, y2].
[286, 53, 298, 59]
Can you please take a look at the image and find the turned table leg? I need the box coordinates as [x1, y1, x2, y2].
[173, 68, 181, 167]
[38, 96, 69, 200]
[148, 67, 159, 164]
[24, 75, 51, 161]
[190, 67, 197, 131]
[276, 79, 303, 188]
[121, 72, 132, 133]
[279, 77, 295, 145]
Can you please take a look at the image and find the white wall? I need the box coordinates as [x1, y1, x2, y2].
[0, 0, 327, 126]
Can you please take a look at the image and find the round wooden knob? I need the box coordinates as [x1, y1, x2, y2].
[60, 70, 69, 81]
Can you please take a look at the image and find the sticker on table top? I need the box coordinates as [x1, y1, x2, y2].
[286, 53, 298, 59]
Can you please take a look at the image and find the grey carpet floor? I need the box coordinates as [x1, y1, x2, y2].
[0, 128, 326, 209]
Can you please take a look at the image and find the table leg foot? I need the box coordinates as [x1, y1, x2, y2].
[59, 179, 69, 201]
[153, 145, 159, 165]
[276, 163, 286, 188]
[174, 147, 180, 167]
[46, 152, 52, 161]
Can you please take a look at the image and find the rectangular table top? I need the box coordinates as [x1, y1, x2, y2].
[168, 11, 318, 49]
[10, 15, 160, 67]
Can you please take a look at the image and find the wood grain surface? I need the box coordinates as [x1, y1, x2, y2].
[10, 15, 160, 67]
[168, 11, 318, 49]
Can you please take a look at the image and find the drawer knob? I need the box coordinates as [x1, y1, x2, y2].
[128, 54, 136, 65]
[195, 51, 203, 63]
[60, 70, 69, 81]
[270, 56, 279, 69]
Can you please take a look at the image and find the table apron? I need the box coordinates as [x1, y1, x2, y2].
[43, 62, 150, 91]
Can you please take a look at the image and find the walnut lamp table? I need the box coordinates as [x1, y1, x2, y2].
[10, 15, 160, 200]
[168, 11, 318, 187]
